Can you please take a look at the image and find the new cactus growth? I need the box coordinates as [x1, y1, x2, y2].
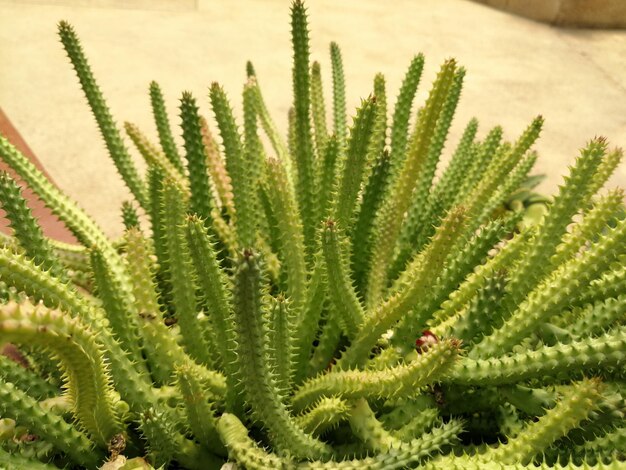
[0, 2, 624, 468]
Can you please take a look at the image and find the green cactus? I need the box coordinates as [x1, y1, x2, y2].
[0, 1, 624, 468]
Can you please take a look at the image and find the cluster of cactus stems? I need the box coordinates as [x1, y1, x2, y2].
[0, 1, 625, 468]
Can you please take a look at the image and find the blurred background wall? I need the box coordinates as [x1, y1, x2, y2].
[472, 0, 626, 28]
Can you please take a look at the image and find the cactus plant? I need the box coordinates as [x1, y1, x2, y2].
[0, 1, 624, 468]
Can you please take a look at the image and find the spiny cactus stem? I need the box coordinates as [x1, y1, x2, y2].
[231, 248, 331, 459]
[58, 21, 149, 210]
[0, 300, 123, 447]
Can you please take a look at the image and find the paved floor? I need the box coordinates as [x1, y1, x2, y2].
[0, 0, 625, 237]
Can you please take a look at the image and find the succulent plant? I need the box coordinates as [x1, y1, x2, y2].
[0, 1, 624, 469]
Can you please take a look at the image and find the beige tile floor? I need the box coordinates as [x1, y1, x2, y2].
[0, 0, 625, 238]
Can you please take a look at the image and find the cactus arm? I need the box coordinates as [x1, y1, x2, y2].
[462, 117, 543, 222]
[199, 116, 236, 219]
[258, 182, 282, 256]
[321, 219, 365, 337]
[446, 271, 506, 346]
[573, 424, 626, 463]
[184, 215, 240, 408]
[578, 262, 626, 308]
[299, 420, 463, 470]
[0, 446, 61, 470]
[268, 295, 297, 392]
[348, 74, 387, 261]
[504, 137, 607, 310]
[348, 398, 403, 452]
[570, 295, 626, 338]
[317, 136, 341, 220]
[160, 180, 214, 367]
[329, 42, 347, 150]
[489, 379, 603, 465]
[149, 81, 185, 174]
[138, 408, 180, 468]
[0, 249, 159, 412]
[184, 216, 235, 369]
[246, 62, 292, 175]
[471, 216, 626, 358]
[90, 248, 148, 374]
[367, 59, 458, 306]
[310, 61, 329, 157]
[0, 243, 98, 320]
[175, 364, 226, 456]
[58, 22, 149, 210]
[209, 83, 247, 225]
[210, 206, 240, 258]
[265, 157, 308, 313]
[366, 346, 402, 371]
[295, 397, 351, 436]
[454, 127, 503, 205]
[341, 206, 467, 366]
[293, 255, 328, 380]
[120, 200, 140, 230]
[293, 339, 459, 412]
[231, 249, 331, 459]
[307, 314, 342, 377]
[288, 106, 297, 163]
[140, 407, 223, 470]
[48, 238, 89, 270]
[351, 149, 391, 294]
[146, 164, 166, 262]
[476, 150, 537, 224]
[123, 228, 175, 383]
[291, 1, 318, 253]
[180, 92, 214, 227]
[386, 55, 425, 176]
[0, 354, 58, 400]
[124, 122, 186, 189]
[397, 67, 465, 261]
[551, 188, 624, 269]
[217, 413, 293, 470]
[332, 97, 378, 225]
[391, 408, 440, 442]
[424, 454, 621, 470]
[425, 117, 479, 217]
[589, 147, 623, 196]
[0, 172, 67, 281]
[0, 300, 123, 447]
[257, 231, 282, 283]
[500, 385, 558, 416]
[0, 136, 108, 249]
[394, 215, 515, 339]
[126, 229, 226, 396]
[0, 379, 100, 467]
[366, 73, 387, 167]
[378, 396, 437, 428]
[447, 329, 626, 385]
[240, 79, 266, 245]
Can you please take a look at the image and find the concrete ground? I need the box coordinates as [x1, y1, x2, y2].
[0, 0, 625, 238]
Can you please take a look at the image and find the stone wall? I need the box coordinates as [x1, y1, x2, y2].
[471, 0, 626, 28]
